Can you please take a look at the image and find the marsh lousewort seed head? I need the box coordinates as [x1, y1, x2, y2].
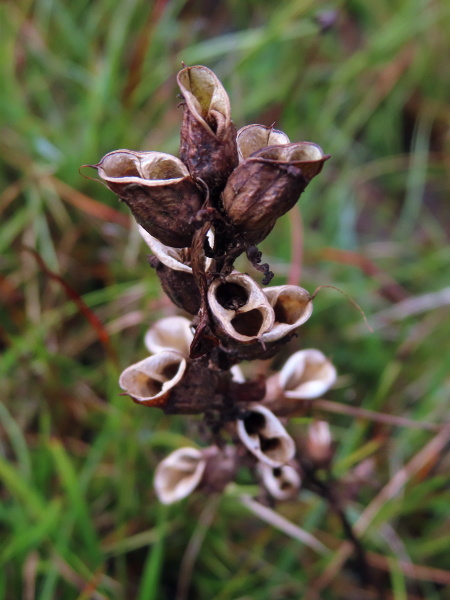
[87, 64, 340, 508]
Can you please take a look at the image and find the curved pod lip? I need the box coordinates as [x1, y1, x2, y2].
[97, 149, 191, 185]
[154, 447, 206, 505]
[208, 273, 275, 343]
[258, 462, 301, 500]
[279, 349, 337, 399]
[119, 350, 187, 407]
[177, 65, 232, 135]
[262, 285, 313, 343]
[144, 316, 194, 357]
[138, 225, 215, 274]
[248, 142, 330, 179]
[138, 226, 192, 273]
[236, 403, 296, 468]
[236, 124, 290, 162]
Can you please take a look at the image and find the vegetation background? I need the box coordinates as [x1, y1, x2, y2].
[1, 0, 449, 598]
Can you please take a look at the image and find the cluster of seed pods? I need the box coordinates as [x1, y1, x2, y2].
[90, 65, 337, 504]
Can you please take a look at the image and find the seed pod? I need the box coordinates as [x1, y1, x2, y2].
[306, 420, 333, 467]
[279, 349, 337, 399]
[177, 65, 238, 193]
[207, 273, 275, 344]
[222, 142, 329, 244]
[236, 124, 290, 162]
[119, 350, 187, 407]
[140, 225, 213, 315]
[154, 447, 206, 504]
[144, 316, 193, 357]
[257, 462, 301, 500]
[262, 285, 313, 343]
[95, 150, 204, 248]
[236, 404, 296, 468]
[150, 258, 202, 315]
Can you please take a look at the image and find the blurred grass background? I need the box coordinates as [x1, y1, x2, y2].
[1, 0, 449, 598]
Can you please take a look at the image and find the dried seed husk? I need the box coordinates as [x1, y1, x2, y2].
[207, 272, 275, 344]
[236, 124, 290, 162]
[279, 349, 337, 399]
[306, 420, 333, 467]
[96, 150, 204, 248]
[149, 257, 202, 315]
[177, 65, 238, 193]
[236, 403, 296, 468]
[222, 142, 329, 244]
[262, 285, 313, 342]
[154, 447, 206, 504]
[144, 316, 193, 357]
[257, 462, 301, 500]
[119, 350, 187, 407]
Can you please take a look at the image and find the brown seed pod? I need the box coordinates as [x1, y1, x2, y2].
[177, 65, 238, 194]
[207, 272, 275, 344]
[262, 285, 313, 343]
[119, 350, 187, 408]
[222, 142, 330, 244]
[154, 447, 206, 504]
[149, 256, 202, 315]
[236, 403, 296, 468]
[95, 150, 205, 248]
[257, 462, 301, 500]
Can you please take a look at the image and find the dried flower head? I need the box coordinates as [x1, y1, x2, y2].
[86, 64, 337, 511]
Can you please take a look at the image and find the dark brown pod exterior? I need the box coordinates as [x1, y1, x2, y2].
[177, 65, 238, 194]
[149, 256, 202, 315]
[95, 150, 205, 248]
[222, 142, 330, 245]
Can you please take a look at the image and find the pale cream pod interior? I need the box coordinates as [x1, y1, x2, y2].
[98, 150, 190, 184]
[144, 316, 194, 357]
[257, 462, 301, 500]
[154, 447, 206, 505]
[138, 225, 214, 274]
[306, 420, 332, 463]
[177, 66, 231, 128]
[208, 273, 275, 343]
[236, 403, 296, 468]
[279, 349, 337, 399]
[257, 142, 325, 163]
[262, 285, 313, 343]
[138, 225, 192, 273]
[119, 350, 186, 405]
[236, 124, 290, 162]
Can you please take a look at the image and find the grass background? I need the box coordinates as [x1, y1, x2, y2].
[1, 0, 449, 598]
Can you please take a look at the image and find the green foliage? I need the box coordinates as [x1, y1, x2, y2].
[1, 0, 449, 598]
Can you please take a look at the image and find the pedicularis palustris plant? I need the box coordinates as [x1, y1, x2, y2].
[89, 65, 338, 505]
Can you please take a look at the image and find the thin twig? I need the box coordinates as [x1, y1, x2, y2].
[313, 399, 444, 432]
[351, 286, 450, 334]
[311, 425, 450, 593]
[239, 495, 329, 555]
[176, 495, 221, 600]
